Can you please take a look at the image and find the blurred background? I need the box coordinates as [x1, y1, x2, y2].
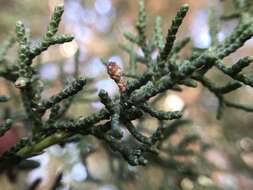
[0, 0, 253, 189]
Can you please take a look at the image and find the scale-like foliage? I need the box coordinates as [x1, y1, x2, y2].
[0, 1, 252, 188]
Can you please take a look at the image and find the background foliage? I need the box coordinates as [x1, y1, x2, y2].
[0, 0, 253, 189]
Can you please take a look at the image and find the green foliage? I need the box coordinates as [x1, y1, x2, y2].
[159, 4, 189, 62]
[40, 77, 86, 112]
[0, 0, 253, 189]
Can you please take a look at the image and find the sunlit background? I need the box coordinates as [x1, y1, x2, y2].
[0, 0, 253, 189]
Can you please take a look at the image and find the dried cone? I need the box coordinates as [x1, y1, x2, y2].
[107, 62, 126, 93]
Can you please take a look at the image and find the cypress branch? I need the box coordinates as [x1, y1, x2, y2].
[159, 4, 189, 61]
[0, 0, 253, 172]
[15, 21, 31, 80]
[215, 59, 253, 87]
[217, 23, 253, 59]
[153, 16, 164, 51]
[123, 119, 151, 145]
[30, 35, 74, 58]
[140, 103, 182, 120]
[229, 56, 253, 75]
[125, 71, 153, 94]
[170, 37, 191, 55]
[30, 5, 74, 59]
[123, 32, 139, 44]
[98, 90, 123, 139]
[45, 6, 64, 40]
[40, 77, 86, 111]
[136, 0, 147, 49]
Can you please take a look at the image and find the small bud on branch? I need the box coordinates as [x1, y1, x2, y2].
[107, 62, 126, 93]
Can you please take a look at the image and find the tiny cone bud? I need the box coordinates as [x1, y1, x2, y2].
[107, 62, 126, 93]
